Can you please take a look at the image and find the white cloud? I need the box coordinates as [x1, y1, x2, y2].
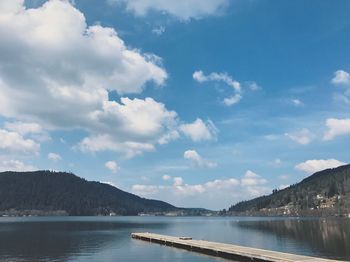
[331, 70, 350, 105]
[0, 129, 40, 155]
[132, 184, 159, 195]
[4, 121, 43, 135]
[162, 174, 171, 181]
[291, 99, 303, 106]
[223, 94, 242, 106]
[295, 159, 346, 174]
[285, 128, 314, 145]
[324, 118, 350, 140]
[158, 130, 180, 145]
[239, 171, 269, 197]
[240, 170, 267, 186]
[247, 81, 261, 91]
[183, 149, 217, 168]
[179, 118, 217, 142]
[205, 178, 240, 190]
[0, 159, 36, 172]
[131, 171, 270, 209]
[173, 176, 184, 186]
[193, 70, 241, 92]
[90, 97, 178, 140]
[193, 70, 259, 106]
[105, 161, 120, 173]
[79, 135, 156, 158]
[108, 0, 229, 20]
[48, 152, 61, 161]
[331, 70, 350, 86]
[152, 26, 165, 35]
[0, 0, 182, 158]
[0, 0, 166, 96]
[4, 121, 50, 142]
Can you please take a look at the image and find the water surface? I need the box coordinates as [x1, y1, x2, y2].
[0, 216, 349, 261]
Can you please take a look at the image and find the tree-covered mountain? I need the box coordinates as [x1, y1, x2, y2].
[227, 164, 350, 216]
[0, 171, 177, 216]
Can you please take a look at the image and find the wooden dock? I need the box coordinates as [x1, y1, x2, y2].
[131, 232, 343, 262]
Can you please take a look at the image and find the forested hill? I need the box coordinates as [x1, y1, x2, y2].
[227, 164, 350, 216]
[0, 171, 177, 216]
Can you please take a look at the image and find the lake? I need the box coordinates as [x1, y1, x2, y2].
[0, 216, 349, 261]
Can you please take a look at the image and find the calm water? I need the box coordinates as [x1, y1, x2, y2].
[0, 216, 349, 261]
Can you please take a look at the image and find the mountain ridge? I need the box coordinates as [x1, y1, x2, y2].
[226, 164, 350, 217]
[0, 170, 177, 216]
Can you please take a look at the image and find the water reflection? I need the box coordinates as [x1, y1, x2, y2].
[236, 218, 350, 260]
[0, 217, 349, 261]
[0, 219, 173, 262]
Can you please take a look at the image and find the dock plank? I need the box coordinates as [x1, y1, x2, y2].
[131, 232, 344, 262]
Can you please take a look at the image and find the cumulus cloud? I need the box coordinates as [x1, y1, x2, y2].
[0, 0, 222, 160]
[193, 70, 260, 107]
[0, 129, 40, 155]
[131, 171, 270, 209]
[173, 176, 184, 186]
[105, 161, 120, 173]
[48, 152, 62, 161]
[183, 149, 217, 168]
[162, 174, 171, 181]
[331, 70, 350, 86]
[331, 70, 350, 104]
[240, 170, 267, 186]
[132, 176, 235, 198]
[0, 0, 181, 158]
[223, 94, 242, 106]
[179, 118, 217, 142]
[4, 121, 50, 142]
[0, 159, 36, 172]
[193, 70, 241, 92]
[79, 135, 156, 159]
[295, 159, 346, 174]
[291, 99, 303, 106]
[108, 0, 229, 20]
[324, 118, 350, 140]
[285, 128, 314, 145]
[4, 122, 43, 135]
[158, 130, 180, 145]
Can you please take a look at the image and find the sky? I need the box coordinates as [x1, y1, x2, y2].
[0, 0, 350, 210]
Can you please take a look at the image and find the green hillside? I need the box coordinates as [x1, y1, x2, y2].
[227, 164, 350, 216]
[0, 171, 177, 216]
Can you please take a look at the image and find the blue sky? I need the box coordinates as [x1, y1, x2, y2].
[1, 0, 350, 209]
